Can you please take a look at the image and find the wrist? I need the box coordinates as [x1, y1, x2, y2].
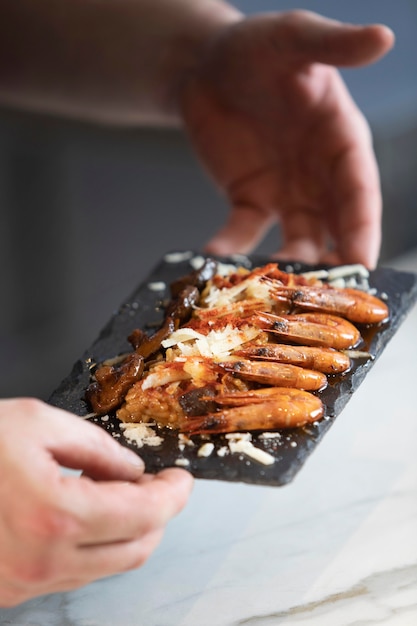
[0, 0, 243, 126]
[156, 0, 243, 125]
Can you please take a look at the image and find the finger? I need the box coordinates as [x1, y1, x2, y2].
[274, 239, 322, 266]
[31, 531, 165, 595]
[14, 470, 191, 597]
[205, 204, 276, 255]
[0, 527, 163, 604]
[76, 528, 165, 581]
[27, 530, 164, 593]
[329, 144, 382, 268]
[274, 206, 327, 265]
[329, 109, 382, 268]
[65, 468, 193, 545]
[273, 10, 394, 67]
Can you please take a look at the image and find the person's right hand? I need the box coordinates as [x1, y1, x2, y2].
[180, 10, 394, 268]
[0, 398, 193, 607]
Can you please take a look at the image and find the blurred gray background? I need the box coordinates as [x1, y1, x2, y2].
[1, 0, 416, 399]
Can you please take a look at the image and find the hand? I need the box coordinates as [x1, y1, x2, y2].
[0, 398, 193, 607]
[180, 10, 394, 268]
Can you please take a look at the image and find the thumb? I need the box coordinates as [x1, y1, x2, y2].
[273, 10, 395, 68]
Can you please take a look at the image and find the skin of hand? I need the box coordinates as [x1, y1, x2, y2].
[179, 10, 395, 268]
[0, 3, 394, 266]
[0, 398, 193, 608]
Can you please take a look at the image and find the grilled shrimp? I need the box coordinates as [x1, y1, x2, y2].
[218, 358, 327, 391]
[252, 311, 361, 350]
[236, 343, 351, 375]
[181, 387, 324, 435]
[269, 284, 389, 324]
[95, 261, 390, 439]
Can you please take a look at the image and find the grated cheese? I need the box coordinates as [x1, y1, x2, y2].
[190, 255, 237, 276]
[165, 251, 193, 263]
[202, 274, 271, 308]
[259, 432, 282, 440]
[162, 328, 206, 348]
[175, 457, 190, 467]
[141, 364, 191, 390]
[225, 432, 252, 442]
[228, 439, 275, 465]
[197, 442, 215, 458]
[327, 264, 369, 280]
[178, 433, 194, 447]
[301, 263, 371, 292]
[148, 281, 166, 291]
[162, 324, 261, 359]
[120, 423, 164, 448]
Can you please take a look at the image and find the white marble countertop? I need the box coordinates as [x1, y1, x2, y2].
[1, 252, 417, 626]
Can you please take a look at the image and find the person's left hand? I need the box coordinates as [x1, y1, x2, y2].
[180, 10, 394, 268]
[0, 399, 193, 607]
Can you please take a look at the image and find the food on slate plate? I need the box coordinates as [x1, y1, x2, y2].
[86, 260, 389, 435]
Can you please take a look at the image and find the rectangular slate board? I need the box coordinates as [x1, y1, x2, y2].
[49, 252, 417, 486]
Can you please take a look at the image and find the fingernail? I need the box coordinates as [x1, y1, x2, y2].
[120, 446, 145, 470]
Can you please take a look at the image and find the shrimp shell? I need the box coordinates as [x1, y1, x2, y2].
[180, 387, 324, 434]
[269, 284, 389, 324]
[218, 358, 327, 391]
[236, 343, 351, 375]
[252, 311, 361, 350]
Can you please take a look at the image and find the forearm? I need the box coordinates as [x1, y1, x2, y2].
[0, 0, 241, 125]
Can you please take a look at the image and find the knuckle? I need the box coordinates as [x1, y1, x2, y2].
[0, 398, 46, 428]
[6, 511, 77, 588]
[14, 397, 46, 417]
[280, 10, 314, 31]
[9, 556, 54, 586]
[22, 503, 80, 542]
[283, 9, 309, 22]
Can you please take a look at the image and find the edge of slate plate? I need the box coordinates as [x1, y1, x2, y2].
[49, 251, 417, 486]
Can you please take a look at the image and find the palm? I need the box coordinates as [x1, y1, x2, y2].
[181, 12, 393, 267]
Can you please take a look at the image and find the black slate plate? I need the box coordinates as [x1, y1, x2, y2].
[49, 251, 417, 486]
